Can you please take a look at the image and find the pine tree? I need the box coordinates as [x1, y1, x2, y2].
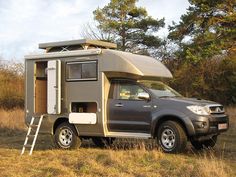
[168, 0, 236, 63]
[93, 0, 165, 55]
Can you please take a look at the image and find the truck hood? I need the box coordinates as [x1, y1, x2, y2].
[159, 97, 216, 106]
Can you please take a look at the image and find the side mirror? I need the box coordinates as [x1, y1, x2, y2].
[137, 92, 150, 100]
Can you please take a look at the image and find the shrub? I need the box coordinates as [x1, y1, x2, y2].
[0, 62, 24, 109]
[166, 54, 236, 105]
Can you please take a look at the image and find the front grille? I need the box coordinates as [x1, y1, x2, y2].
[208, 105, 225, 114]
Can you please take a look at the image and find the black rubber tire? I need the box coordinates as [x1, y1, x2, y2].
[157, 121, 187, 153]
[191, 135, 217, 150]
[92, 137, 115, 148]
[54, 122, 81, 149]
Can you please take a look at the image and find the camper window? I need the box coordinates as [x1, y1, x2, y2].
[66, 61, 97, 81]
[71, 102, 97, 113]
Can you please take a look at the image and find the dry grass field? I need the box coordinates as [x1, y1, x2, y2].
[0, 108, 235, 177]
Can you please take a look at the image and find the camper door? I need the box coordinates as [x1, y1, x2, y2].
[47, 60, 61, 114]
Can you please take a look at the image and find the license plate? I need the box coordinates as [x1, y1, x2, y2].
[218, 123, 227, 130]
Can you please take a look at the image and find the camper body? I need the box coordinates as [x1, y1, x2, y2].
[25, 39, 228, 153]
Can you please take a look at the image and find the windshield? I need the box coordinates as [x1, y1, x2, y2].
[139, 80, 182, 98]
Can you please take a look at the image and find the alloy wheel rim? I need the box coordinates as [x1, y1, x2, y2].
[59, 128, 73, 146]
[161, 128, 176, 149]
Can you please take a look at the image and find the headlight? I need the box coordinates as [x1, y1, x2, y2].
[186, 105, 210, 115]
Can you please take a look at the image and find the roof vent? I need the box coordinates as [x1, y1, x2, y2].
[39, 39, 117, 53]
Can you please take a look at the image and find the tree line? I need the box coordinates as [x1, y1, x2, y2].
[0, 0, 235, 109]
[84, 0, 236, 105]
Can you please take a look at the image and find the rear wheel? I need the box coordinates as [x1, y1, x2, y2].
[54, 122, 81, 149]
[92, 137, 115, 148]
[191, 135, 217, 150]
[157, 121, 187, 153]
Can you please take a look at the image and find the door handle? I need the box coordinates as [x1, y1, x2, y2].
[143, 105, 151, 108]
[115, 103, 123, 107]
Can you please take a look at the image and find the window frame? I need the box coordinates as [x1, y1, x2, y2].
[66, 60, 98, 82]
[112, 81, 151, 101]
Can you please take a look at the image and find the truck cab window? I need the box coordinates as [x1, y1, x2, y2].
[117, 83, 146, 100]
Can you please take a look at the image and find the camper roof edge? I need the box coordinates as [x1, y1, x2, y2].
[24, 48, 102, 60]
[39, 39, 117, 49]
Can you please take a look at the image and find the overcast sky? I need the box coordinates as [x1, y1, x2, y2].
[0, 0, 190, 61]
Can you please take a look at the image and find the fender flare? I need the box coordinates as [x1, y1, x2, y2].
[151, 109, 195, 137]
[52, 117, 79, 135]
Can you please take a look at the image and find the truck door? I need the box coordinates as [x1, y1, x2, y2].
[47, 60, 61, 114]
[108, 81, 152, 133]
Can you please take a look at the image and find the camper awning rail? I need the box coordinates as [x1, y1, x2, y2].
[25, 49, 102, 60]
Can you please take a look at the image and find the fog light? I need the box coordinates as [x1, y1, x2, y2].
[201, 122, 207, 128]
[195, 121, 207, 128]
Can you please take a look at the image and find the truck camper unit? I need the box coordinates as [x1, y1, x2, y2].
[24, 39, 228, 154]
[25, 39, 172, 138]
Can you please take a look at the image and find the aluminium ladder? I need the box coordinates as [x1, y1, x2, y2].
[21, 115, 44, 155]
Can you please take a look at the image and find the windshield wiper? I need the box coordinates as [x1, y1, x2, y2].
[159, 96, 172, 98]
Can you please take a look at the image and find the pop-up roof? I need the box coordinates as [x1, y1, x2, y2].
[26, 39, 172, 79]
[39, 39, 117, 52]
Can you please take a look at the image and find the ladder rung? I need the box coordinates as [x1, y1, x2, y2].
[24, 144, 32, 148]
[33, 116, 40, 118]
[30, 124, 38, 128]
[27, 134, 35, 138]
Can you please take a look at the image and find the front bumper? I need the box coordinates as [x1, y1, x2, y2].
[192, 114, 229, 136]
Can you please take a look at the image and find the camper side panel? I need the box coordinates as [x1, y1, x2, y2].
[64, 56, 104, 136]
[25, 55, 105, 136]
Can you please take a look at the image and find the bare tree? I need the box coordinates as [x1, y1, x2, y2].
[80, 22, 116, 42]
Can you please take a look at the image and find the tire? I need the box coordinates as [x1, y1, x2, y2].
[54, 122, 81, 149]
[157, 121, 187, 153]
[191, 135, 217, 150]
[92, 137, 115, 148]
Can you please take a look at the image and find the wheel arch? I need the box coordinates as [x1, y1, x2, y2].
[152, 115, 194, 138]
[53, 117, 78, 136]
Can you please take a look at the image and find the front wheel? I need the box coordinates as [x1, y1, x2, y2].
[54, 122, 81, 149]
[157, 121, 187, 153]
[191, 135, 217, 150]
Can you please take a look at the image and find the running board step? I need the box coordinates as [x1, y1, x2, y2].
[106, 132, 151, 139]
